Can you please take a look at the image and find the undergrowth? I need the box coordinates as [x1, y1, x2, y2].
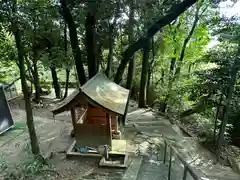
[0, 154, 58, 180]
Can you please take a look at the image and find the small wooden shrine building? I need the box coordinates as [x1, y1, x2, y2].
[51, 72, 129, 150]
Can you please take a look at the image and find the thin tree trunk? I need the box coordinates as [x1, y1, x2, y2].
[216, 45, 240, 161]
[147, 69, 151, 94]
[12, 21, 40, 155]
[147, 37, 155, 96]
[114, 0, 197, 84]
[32, 8, 41, 103]
[159, 20, 178, 112]
[60, 0, 86, 85]
[50, 67, 61, 99]
[160, 56, 176, 112]
[126, 0, 135, 90]
[174, 5, 200, 80]
[213, 93, 223, 148]
[120, 24, 123, 53]
[63, 21, 70, 99]
[106, 25, 115, 78]
[187, 63, 192, 78]
[139, 39, 151, 108]
[155, 68, 165, 87]
[32, 56, 41, 102]
[97, 43, 103, 70]
[25, 57, 35, 92]
[85, 10, 97, 78]
[160, 6, 200, 112]
[106, 4, 120, 78]
[64, 69, 70, 98]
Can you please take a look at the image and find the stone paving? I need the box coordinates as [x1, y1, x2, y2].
[125, 104, 240, 180]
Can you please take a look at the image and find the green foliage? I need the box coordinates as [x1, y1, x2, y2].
[0, 0, 239, 155]
[0, 30, 19, 82]
[0, 154, 8, 171]
[1, 156, 55, 180]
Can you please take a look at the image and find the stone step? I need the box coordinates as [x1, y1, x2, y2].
[137, 158, 194, 180]
[122, 156, 143, 180]
[127, 121, 172, 127]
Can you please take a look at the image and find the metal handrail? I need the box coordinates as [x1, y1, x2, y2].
[163, 138, 206, 180]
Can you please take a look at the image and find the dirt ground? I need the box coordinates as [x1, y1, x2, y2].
[1, 94, 240, 180]
[0, 97, 137, 180]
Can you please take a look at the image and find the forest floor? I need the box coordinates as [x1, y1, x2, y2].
[0, 89, 240, 180]
[0, 90, 139, 180]
[175, 116, 240, 174]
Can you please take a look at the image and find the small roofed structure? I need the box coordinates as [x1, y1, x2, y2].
[0, 85, 14, 135]
[51, 72, 130, 150]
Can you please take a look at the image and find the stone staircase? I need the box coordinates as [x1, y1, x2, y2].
[123, 107, 240, 180]
[137, 157, 191, 180]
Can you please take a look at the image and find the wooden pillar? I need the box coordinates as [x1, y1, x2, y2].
[123, 94, 130, 126]
[106, 113, 112, 149]
[71, 108, 77, 134]
[115, 116, 119, 133]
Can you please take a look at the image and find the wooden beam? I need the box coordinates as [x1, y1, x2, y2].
[71, 108, 77, 132]
[106, 113, 112, 148]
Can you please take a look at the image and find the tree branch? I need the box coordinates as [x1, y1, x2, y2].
[114, 0, 197, 84]
[174, 3, 200, 79]
[60, 0, 86, 85]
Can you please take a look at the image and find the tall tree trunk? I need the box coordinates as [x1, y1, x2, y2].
[97, 43, 103, 70]
[63, 21, 70, 99]
[12, 22, 40, 155]
[217, 45, 240, 161]
[213, 93, 223, 147]
[114, 0, 197, 84]
[188, 63, 192, 78]
[160, 5, 200, 112]
[147, 69, 151, 94]
[159, 20, 179, 112]
[50, 67, 61, 99]
[106, 25, 115, 78]
[160, 56, 176, 112]
[60, 0, 86, 85]
[64, 69, 70, 98]
[25, 57, 35, 94]
[147, 37, 155, 96]
[174, 5, 200, 80]
[139, 39, 151, 108]
[106, 4, 119, 78]
[85, 10, 98, 78]
[32, 55, 41, 102]
[155, 68, 165, 87]
[126, 0, 136, 90]
[32, 7, 41, 103]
